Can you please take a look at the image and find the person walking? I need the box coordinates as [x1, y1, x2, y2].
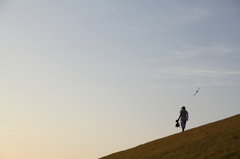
[177, 106, 189, 132]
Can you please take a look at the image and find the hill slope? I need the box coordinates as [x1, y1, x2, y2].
[100, 114, 240, 159]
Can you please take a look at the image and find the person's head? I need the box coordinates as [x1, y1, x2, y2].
[181, 106, 186, 110]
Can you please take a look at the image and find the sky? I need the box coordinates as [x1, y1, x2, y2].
[0, 0, 240, 159]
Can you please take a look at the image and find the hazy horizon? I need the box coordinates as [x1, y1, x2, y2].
[1, 1, 240, 159]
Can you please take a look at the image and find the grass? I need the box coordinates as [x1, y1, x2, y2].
[100, 114, 240, 159]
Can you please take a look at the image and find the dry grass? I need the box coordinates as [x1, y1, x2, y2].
[100, 114, 240, 159]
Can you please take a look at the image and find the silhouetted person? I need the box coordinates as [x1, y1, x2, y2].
[177, 106, 189, 132]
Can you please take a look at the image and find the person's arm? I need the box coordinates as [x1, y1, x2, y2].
[187, 113, 189, 121]
[177, 113, 182, 121]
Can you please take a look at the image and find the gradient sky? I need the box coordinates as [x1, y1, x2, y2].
[1, 0, 240, 159]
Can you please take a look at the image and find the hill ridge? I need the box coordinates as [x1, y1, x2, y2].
[100, 114, 240, 159]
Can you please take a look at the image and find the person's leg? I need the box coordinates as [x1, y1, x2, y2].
[181, 118, 186, 132]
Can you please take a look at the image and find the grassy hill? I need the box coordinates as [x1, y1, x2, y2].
[100, 114, 240, 159]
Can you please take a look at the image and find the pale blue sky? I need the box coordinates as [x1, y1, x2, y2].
[1, 1, 240, 159]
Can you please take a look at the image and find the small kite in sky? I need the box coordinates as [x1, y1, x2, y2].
[193, 87, 200, 96]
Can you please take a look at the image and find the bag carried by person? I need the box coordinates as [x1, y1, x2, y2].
[175, 120, 180, 127]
